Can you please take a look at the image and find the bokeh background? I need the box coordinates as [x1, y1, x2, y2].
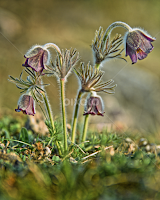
[0, 0, 160, 135]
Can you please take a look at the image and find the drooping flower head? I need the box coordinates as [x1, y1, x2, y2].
[15, 94, 36, 116]
[91, 22, 156, 65]
[22, 43, 62, 74]
[22, 45, 51, 73]
[84, 92, 104, 116]
[74, 62, 117, 94]
[124, 28, 155, 64]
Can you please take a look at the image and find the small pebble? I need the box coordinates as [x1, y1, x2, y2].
[139, 138, 148, 147]
[125, 138, 133, 143]
[145, 145, 151, 152]
[44, 147, 51, 156]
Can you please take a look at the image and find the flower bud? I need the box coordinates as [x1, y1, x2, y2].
[15, 94, 36, 116]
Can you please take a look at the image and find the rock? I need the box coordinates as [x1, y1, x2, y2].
[44, 147, 51, 156]
[25, 111, 49, 135]
[139, 138, 148, 147]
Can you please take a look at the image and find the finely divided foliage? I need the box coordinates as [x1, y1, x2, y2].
[47, 48, 79, 81]
[92, 26, 125, 64]
[9, 21, 155, 155]
[74, 62, 116, 93]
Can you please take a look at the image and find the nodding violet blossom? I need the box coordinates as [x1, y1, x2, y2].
[22, 45, 51, 73]
[73, 62, 113, 132]
[15, 94, 36, 116]
[124, 28, 155, 64]
[91, 22, 155, 66]
[22, 43, 62, 73]
[71, 62, 116, 143]
[74, 62, 117, 93]
[84, 93, 104, 116]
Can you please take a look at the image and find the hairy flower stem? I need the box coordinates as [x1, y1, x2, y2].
[95, 63, 101, 70]
[81, 114, 89, 144]
[42, 93, 55, 129]
[44, 43, 62, 56]
[103, 21, 132, 47]
[71, 89, 83, 143]
[41, 91, 62, 155]
[81, 63, 101, 145]
[60, 79, 68, 153]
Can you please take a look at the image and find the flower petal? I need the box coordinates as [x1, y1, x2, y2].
[15, 107, 21, 112]
[138, 30, 156, 42]
[137, 32, 154, 53]
[18, 95, 30, 110]
[126, 44, 137, 64]
[26, 49, 44, 72]
[136, 48, 147, 60]
[25, 96, 35, 115]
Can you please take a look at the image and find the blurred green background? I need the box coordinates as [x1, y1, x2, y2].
[0, 0, 160, 134]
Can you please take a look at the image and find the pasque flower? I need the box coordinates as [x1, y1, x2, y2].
[22, 45, 51, 73]
[84, 93, 104, 116]
[124, 28, 155, 64]
[71, 63, 116, 142]
[15, 94, 36, 116]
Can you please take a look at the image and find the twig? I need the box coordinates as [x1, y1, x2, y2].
[61, 150, 74, 162]
[81, 145, 113, 160]
[71, 142, 87, 155]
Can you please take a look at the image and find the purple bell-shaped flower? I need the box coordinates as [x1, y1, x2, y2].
[124, 28, 155, 64]
[15, 94, 36, 116]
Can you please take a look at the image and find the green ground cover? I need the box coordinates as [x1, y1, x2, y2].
[0, 115, 160, 200]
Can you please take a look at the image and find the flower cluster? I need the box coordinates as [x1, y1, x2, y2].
[9, 21, 155, 154]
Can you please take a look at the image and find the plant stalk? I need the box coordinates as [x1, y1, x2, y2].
[103, 21, 132, 49]
[41, 91, 62, 155]
[41, 92, 55, 130]
[81, 114, 89, 144]
[60, 79, 68, 152]
[95, 63, 101, 70]
[44, 43, 62, 56]
[71, 89, 83, 143]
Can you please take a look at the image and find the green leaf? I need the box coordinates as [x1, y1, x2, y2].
[52, 155, 61, 162]
[19, 127, 29, 143]
[2, 128, 10, 139]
